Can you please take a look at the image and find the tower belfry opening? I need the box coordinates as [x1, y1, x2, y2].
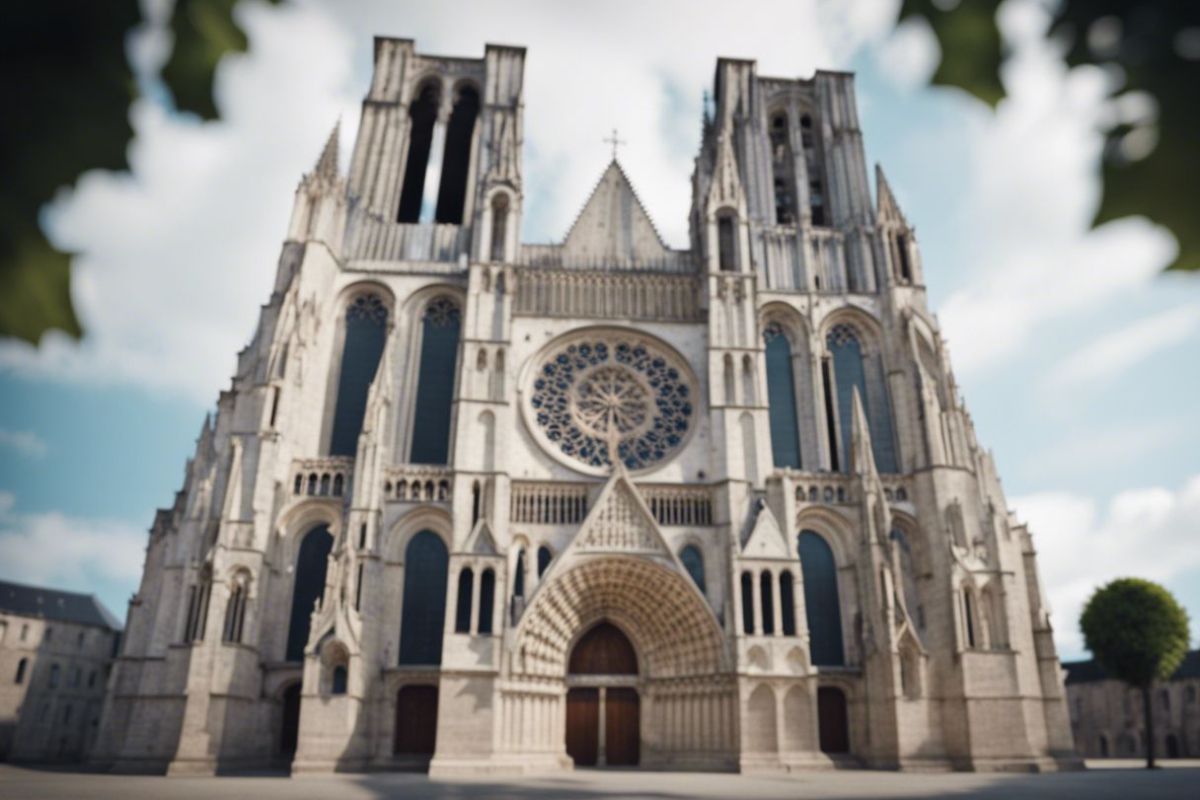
[397, 82, 440, 223]
[435, 85, 479, 224]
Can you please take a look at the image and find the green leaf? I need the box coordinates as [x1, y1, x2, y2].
[900, 0, 1006, 107]
[0, 1, 140, 343]
[162, 0, 281, 120]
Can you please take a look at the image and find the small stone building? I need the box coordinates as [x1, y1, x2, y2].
[0, 581, 121, 761]
[93, 37, 1079, 775]
[1064, 651, 1200, 759]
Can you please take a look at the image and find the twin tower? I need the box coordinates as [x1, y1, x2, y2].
[93, 37, 1079, 775]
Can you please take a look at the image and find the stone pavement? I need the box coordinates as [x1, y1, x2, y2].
[1, 762, 1197, 799]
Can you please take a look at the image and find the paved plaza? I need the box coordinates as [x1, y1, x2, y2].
[1, 762, 1198, 799]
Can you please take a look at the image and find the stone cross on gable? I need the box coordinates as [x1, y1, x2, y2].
[603, 128, 627, 160]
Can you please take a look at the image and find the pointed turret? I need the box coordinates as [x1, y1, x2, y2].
[314, 121, 340, 181]
[875, 164, 907, 226]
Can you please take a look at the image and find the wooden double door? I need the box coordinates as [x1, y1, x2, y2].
[566, 686, 639, 767]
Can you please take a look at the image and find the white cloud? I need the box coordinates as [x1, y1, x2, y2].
[935, 1, 1176, 374]
[0, 428, 48, 459]
[0, 495, 146, 603]
[1052, 306, 1200, 387]
[1014, 476, 1200, 659]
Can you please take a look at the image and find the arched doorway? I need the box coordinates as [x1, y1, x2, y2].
[566, 621, 640, 767]
[817, 686, 849, 754]
[394, 684, 439, 759]
[279, 683, 301, 761]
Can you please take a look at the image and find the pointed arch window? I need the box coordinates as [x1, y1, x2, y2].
[15, 657, 27, 684]
[826, 324, 897, 473]
[435, 85, 479, 224]
[478, 568, 495, 635]
[798, 531, 844, 666]
[740, 572, 755, 634]
[760, 572, 775, 635]
[286, 525, 333, 661]
[454, 567, 474, 633]
[410, 298, 462, 464]
[763, 323, 802, 468]
[779, 571, 797, 636]
[398, 531, 449, 665]
[680, 545, 706, 594]
[513, 549, 526, 597]
[769, 113, 796, 224]
[536, 546, 552, 578]
[717, 212, 737, 271]
[330, 293, 388, 456]
[397, 82, 440, 223]
[222, 572, 250, 644]
[489, 193, 509, 262]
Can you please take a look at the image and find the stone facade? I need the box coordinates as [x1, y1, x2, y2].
[1064, 651, 1200, 759]
[0, 581, 121, 762]
[93, 37, 1079, 776]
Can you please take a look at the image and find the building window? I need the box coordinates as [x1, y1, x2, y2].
[779, 571, 797, 636]
[409, 298, 462, 465]
[330, 293, 389, 456]
[717, 213, 737, 271]
[760, 571, 775, 635]
[223, 573, 250, 644]
[963, 589, 977, 649]
[489, 194, 509, 262]
[15, 657, 27, 684]
[512, 550, 526, 598]
[435, 84, 480, 224]
[49, 663, 60, 689]
[680, 545, 706, 594]
[798, 531, 844, 666]
[331, 665, 348, 695]
[763, 323, 802, 469]
[477, 569, 496, 635]
[827, 324, 897, 473]
[740, 572, 755, 634]
[286, 525, 333, 662]
[536, 546, 552, 578]
[398, 531, 449, 665]
[454, 567, 474, 633]
[397, 81, 440, 223]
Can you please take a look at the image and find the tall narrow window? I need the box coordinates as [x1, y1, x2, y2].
[763, 323, 801, 468]
[963, 589, 976, 648]
[821, 359, 839, 472]
[223, 573, 249, 644]
[779, 572, 797, 635]
[760, 572, 775, 635]
[680, 545, 706, 594]
[489, 193, 509, 262]
[798, 531, 844, 666]
[827, 324, 897, 473]
[330, 293, 388, 456]
[770, 113, 796, 224]
[398, 531, 449, 665]
[409, 298, 461, 464]
[741, 572, 755, 634]
[286, 525, 333, 661]
[892, 529, 924, 634]
[478, 569, 495, 635]
[513, 550, 526, 598]
[536, 546, 552, 578]
[49, 663, 60, 689]
[397, 82, 440, 223]
[895, 233, 912, 281]
[15, 658, 27, 684]
[454, 567, 474, 633]
[717, 213, 737, 271]
[435, 85, 479, 224]
[331, 665, 348, 695]
[183, 576, 211, 643]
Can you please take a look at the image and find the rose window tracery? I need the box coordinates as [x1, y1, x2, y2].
[528, 336, 694, 472]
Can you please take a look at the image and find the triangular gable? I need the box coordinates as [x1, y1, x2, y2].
[742, 500, 790, 559]
[561, 160, 670, 264]
[464, 519, 499, 556]
[570, 467, 672, 558]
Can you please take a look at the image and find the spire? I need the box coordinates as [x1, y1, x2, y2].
[314, 120, 340, 180]
[875, 164, 907, 226]
[849, 387, 878, 479]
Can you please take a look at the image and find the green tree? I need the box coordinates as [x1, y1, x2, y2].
[900, 0, 1200, 273]
[1080, 578, 1190, 768]
[0, 0, 278, 345]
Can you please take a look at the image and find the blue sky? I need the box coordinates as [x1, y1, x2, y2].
[1, 0, 1197, 661]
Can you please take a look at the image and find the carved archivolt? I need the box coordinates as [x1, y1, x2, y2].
[510, 556, 725, 680]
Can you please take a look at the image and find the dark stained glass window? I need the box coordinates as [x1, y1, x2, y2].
[680, 545, 706, 594]
[454, 568, 473, 633]
[330, 294, 388, 456]
[286, 525, 333, 661]
[798, 530, 844, 666]
[764, 324, 802, 468]
[478, 569, 495, 635]
[398, 531, 449, 664]
[409, 298, 461, 464]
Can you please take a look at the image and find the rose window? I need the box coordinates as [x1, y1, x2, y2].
[529, 337, 694, 472]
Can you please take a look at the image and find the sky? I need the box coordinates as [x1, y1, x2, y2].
[0, 0, 1197, 661]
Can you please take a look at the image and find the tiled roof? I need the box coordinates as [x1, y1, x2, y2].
[0, 580, 121, 630]
[1063, 650, 1200, 684]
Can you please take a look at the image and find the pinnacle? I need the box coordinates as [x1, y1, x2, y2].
[314, 120, 340, 180]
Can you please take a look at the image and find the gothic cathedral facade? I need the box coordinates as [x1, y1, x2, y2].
[93, 38, 1079, 775]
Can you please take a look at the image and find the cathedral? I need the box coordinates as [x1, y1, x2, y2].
[93, 37, 1080, 775]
